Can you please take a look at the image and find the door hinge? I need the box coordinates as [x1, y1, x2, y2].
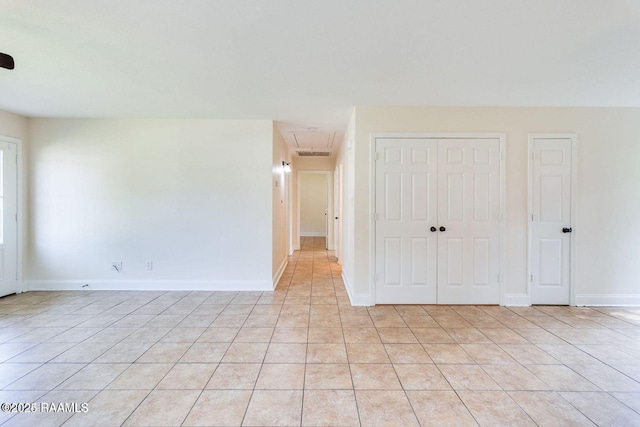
[375, 152, 380, 161]
[530, 274, 533, 282]
[374, 273, 379, 283]
[374, 212, 379, 221]
[499, 152, 503, 161]
[531, 213, 534, 222]
[497, 274, 501, 283]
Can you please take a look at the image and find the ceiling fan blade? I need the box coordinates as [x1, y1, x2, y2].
[0, 53, 15, 70]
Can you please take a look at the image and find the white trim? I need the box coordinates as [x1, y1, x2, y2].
[370, 133, 506, 306]
[27, 280, 274, 292]
[300, 232, 326, 237]
[497, 135, 507, 306]
[342, 272, 374, 306]
[0, 134, 23, 294]
[527, 133, 577, 305]
[575, 294, 640, 306]
[272, 258, 288, 289]
[504, 294, 532, 306]
[297, 170, 333, 249]
[284, 169, 295, 255]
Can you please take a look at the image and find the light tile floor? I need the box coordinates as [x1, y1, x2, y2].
[0, 236, 638, 426]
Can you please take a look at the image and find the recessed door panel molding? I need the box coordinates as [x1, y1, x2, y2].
[373, 134, 505, 305]
[473, 238, 490, 287]
[529, 134, 577, 305]
[385, 147, 402, 164]
[473, 173, 490, 222]
[539, 175, 564, 222]
[411, 147, 430, 165]
[384, 237, 402, 285]
[445, 238, 464, 286]
[410, 237, 429, 286]
[538, 239, 563, 287]
[411, 173, 430, 221]
[384, 173, 402, 221]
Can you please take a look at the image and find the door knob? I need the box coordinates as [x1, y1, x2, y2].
[430, 226, 437, 232]
[562, 227, 572, 233]
[439, 226, 446, 232]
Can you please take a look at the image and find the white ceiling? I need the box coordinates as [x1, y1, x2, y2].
[1, 0, 639, 155]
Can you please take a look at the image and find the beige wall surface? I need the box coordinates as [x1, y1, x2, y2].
[0, 110, 28, 141]
[272, 126, 291, 284]
[28, 118, 274, 289]
[352, 106, 640, 304]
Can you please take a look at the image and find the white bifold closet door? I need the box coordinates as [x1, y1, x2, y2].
[436, 139, 501, 304]
[375, 139, 438, 304]
[375, 138, 500, 304]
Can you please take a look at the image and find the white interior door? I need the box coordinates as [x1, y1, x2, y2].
[437, 139, 501, 304]
[0, 140, 18, 298]
[375, 139, 438, 304]
[531, 137, 573, 305]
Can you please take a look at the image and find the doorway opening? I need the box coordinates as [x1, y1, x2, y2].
[0, 135, 20, 298]
[298, 171, 332, 250]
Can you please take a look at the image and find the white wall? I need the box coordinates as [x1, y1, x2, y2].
[351, 106, 640, 305]
[272, 125, 290, 285]
[27, 119, 275, 290]
[300, 173, 327, 236]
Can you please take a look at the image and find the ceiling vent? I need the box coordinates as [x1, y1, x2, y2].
[297, 151, 330, 157]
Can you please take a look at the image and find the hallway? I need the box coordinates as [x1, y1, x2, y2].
[0, 237, 638, 425]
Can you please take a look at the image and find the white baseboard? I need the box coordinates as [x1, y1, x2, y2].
[503, 294, 531, 306]
[300, 232, 326, 237]
[574, 294, 640, 306]
[342, 273, 373, 306]
[26, 279, 274, 292]
[272, 258, 288, 289]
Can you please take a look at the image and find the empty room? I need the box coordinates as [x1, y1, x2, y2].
[0, 1, 639, 426]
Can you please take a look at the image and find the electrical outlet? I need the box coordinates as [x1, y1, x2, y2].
[146, 261, 153, 271]
[111, 261, 122, 272]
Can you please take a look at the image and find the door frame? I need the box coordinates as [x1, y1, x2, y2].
[297, 170, 333, 249]
[0, 134, 24, 294]
[286, 169, 293, 255]
[370, 133, 506, 305]
[527, 133, 577, 306]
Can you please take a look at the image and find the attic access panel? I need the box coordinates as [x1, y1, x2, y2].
[292, 131, 334, 150]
